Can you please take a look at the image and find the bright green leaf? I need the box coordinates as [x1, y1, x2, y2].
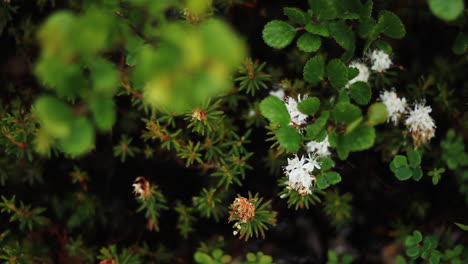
[428, 0, 464, 21]
[284, 7, 309, 24]
[59, 118, 95, 156]
[367, 103, 388, 126]
[298, 97, 320, 115]
[262, 20, 297, 49]
[349, 81, 371, 105]
[276, 126, 302, 153]
[260, 96, 291, 126]
[327, 59, 349, 89]
[297, 33, 321, 52]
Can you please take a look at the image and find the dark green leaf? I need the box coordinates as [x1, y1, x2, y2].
[332, 102, 362, 124]
[349, 81, 371, 105]
[453, 32, 468, 55]
[304, 56, 325, 84]
[392, 155, 408, 168]
[298, 97, 320, 115]
[308, 0, 337, 20]
[408, 150, 422, 167]
[395, 166, 413, 181]
[327, 59, 349, 89]
[276, 126, 302, 153]
[260, 96, 291, 126]
[328, 20, 355, 51]
[375, 10, 406, 39]
[325, 171, 341, 185]
[343, 125, 375, 151]
[454, 222, 468, 231]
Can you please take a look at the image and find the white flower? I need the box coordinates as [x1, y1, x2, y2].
[283, 155, 321, 196]
[346, 61, 370, 88]
[306, 136, 331, 157]
[379, 90, 408, 125]
[248, 109, 256, 117]
[284, 96, 308, 126]
[405, 103, 436, 147]
[269, 89, 285, 100]
[369, 50, 392, 73]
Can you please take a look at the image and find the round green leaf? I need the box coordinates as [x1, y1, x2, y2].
[428, 0, 464, 21]
[452, 32, 468, 55]
[349, 81, 371, 105]
[298, 97, 320, 115]
[396, 166, 413, 181]
[276, 126, 301, 153]
[392, 155, 408, 168]
[412, 168, 423, 181]
[305, 22, 330, 37]
[260, 96, 291, 126]
[303, 56, 325, 84]
[408, 150, 422, 167]
[406, 246, 421, 258]
[297, 33, 321, 52]
[327, 59, 349, 89]
[326, 171, 341, 185]
[262, 20, 296, 49]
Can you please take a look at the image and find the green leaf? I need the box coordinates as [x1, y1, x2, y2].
[413, 230, 423, 243]
[59, 118, 95, 156]
[298, 97, 320, 115]
[405, 236, 416, 247]
[367, 103, 388, 126]
[297, 33, 321, 52]
[429, 254, 440, 264]
[276, 126, 302, 153]
[454, 222, 468, 231]
[428, 0, 464, 21]
[317, 174, 329, 189]
[303, 56, 325, 84]
[374, 40, 393, 53]
[305, 22, 330, 37]
[412, 168, 423, 181]
[284, 7, 309, 24]
[349, 82, 371, 105]
[395, 166, 413, 181]
[89, 96, 116, 131]
[332, 102, 362, 124]
[212, 249, 223, 259]
[327, 59, 349, 89]
[308, 0, 337, 20]
[260, 96, 291, 126]
[305, 111, 329, 139]
[326, 171, 341, 185]
[320, 157, 334, 171]
[406, 246, 421, 258]
[262, 20, 297, 49]
[392, 155, 408, 168]
[375, 11, 406, 39]
[408, 150, 422, 167]
[35, 96, 73, 138]
[343, 125, 375, 151]
[328, 20, 355, 51]
[453, 32, 468, 55]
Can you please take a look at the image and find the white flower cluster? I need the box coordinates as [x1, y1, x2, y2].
[306, 136, 331, 157]
[405, 103, 436, 147]
[379, 89, 436, 146]
[283, 155, 321, 196]
[369, 49, 392, 73]
[379, 90, 408, 125]
[284, 96, 308, 126]
[346, 61, 370, 88]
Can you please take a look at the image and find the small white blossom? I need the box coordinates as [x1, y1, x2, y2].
[284, 96, 308, 127]
[306, 136, 331, 157]
[379, 90, 408, 125]
[405, 103, 436, 147]
[248, 110, 256, 117]
[283, 155, 321, 196]
[369, 50, 392, 73]
[346, 61, 370, 88]
[269, 89, 285, 100]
